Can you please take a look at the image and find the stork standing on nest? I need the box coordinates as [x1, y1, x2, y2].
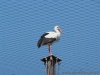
[37, 26, 63, 55]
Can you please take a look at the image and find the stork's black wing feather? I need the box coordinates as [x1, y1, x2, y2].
[42, 38, 56, 45]
[41, 33, 49, 38]
[37, 33, 49, 48]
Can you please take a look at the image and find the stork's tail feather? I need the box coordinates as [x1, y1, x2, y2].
[37, 38, 43, 48]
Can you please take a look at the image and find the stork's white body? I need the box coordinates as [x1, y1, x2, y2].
[45, 31, 61, 42]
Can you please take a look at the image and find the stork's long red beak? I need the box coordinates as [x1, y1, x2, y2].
[58, 28, 64, 34]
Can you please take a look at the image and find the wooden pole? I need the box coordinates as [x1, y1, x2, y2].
[41, 55, 62, 75]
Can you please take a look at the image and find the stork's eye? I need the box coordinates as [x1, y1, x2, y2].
[57, 27, 59, 29]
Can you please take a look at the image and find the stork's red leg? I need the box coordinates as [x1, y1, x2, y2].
[48, 45, 52, 55]
[50, 45, 52, 55]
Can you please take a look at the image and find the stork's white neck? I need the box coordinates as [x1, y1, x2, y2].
[55, 29, 61, 34]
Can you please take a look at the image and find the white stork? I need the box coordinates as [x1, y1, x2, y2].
[37, 26, 63, 55]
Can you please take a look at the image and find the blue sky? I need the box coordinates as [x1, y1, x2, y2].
[0, 0, 100, 75]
